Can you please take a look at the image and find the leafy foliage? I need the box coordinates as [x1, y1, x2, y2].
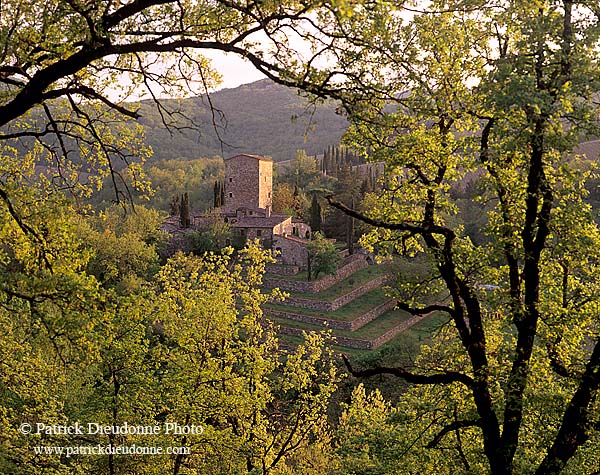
[321, 1, 600, 474]
[306, 232, 342, 281]
[0, 156, 341, 473]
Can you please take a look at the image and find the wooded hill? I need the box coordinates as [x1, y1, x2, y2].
[137, 79, 349, 162]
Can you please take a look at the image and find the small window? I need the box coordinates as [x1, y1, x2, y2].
[249, 211, 253, 215]
[257, 230, 262, 237]
[229, 192, 233, 198]
[229, 177, 232, 182]
[268, 192, 271, 198]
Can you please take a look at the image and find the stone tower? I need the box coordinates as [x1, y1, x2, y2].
[222, 154, 273, 216]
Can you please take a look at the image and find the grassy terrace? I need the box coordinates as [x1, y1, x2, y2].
[265, 261, 389, 284]
[264, 288, 391, 321]
[282, 265, 390, 301]
[377, 311, 450, 353]
[277, 311, 449, 356]
[267, 269, 312, 281]
[270, 308, 411, 340]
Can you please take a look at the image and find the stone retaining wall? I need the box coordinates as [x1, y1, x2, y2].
[264, 254, 368, 293]
[266, 264, 300, 276]
[283, 274, 390, 312]
[266, 298, 396, 331]
[369, 314, 427, 349]
[268, 309, 354, 330]
[348, 299, 397, 330]
[276, 313, 426, 350]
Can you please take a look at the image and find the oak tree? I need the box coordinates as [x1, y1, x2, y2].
[324, 1, 600, 474]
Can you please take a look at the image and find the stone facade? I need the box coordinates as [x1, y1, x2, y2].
[291, 219, 311, 240]
[272, 235, 309, 267]
[229, 215, 293, 246]
[219, 154, 311, 267]
[223, 154, 273, 216]
[266, 264, 301, 276]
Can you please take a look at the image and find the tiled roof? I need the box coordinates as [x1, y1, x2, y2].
[224, 153, 273, 162]
[230, 215, 290, 228]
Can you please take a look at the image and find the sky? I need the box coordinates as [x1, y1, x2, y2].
[203, 51, 267, 91]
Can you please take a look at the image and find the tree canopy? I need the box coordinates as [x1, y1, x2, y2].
[325, 1, 600, 474]
[0, 0, 350, 203]
[4, 1, 600, 474]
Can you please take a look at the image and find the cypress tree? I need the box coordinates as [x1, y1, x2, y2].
[310, 193, 321, 233]
[180, 192, 190, 228]
[347, 196, 355, 255]
[170, 194, 180, 216]
[213, 181, 220, 208]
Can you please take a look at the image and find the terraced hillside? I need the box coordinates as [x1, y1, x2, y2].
[262, 254, 428, 351]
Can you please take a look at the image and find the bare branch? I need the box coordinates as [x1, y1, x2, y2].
[325, 195, 456, 239]
[42, 85, 141, 119]
[341, 354, 474, 389]
[396, 302, 455, 317]
[426, 419, 482, 448]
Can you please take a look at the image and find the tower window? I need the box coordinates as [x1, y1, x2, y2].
[229, 192, 233, 198]
[229, 177, 233, 182]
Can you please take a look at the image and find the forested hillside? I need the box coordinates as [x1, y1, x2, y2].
[137, 79, 349, 162]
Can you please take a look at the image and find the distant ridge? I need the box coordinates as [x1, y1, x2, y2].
[137, 79, 349, 162]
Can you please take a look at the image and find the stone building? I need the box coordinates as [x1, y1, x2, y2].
[218, 153, 311, 267]
[222, 153, 273, 216]
[161, 153, 312, 266]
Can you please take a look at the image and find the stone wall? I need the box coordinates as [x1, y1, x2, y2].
[282, 274, 390, 312]
[258, 158, 273, 210]
[223, 154, 272, 214]
[266, 264, 300, 276]
[272, 235, 308, 268]
[292, 221, 311, 240]
[275, 325, 373, 350]
[266, 298, 396, 331]
[369, 314, 427, 349]
[348, 299, 397, 330]
[275, 313, 424, 350]
[264, 253, 368, 292]
[267, 308, 353, 330]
